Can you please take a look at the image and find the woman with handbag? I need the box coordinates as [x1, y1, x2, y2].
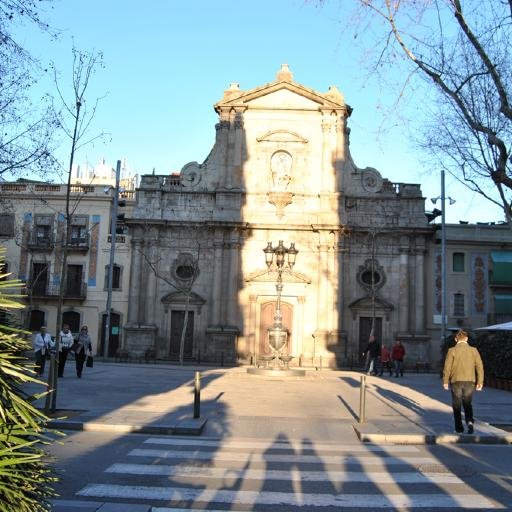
[74, 325, 92, 378]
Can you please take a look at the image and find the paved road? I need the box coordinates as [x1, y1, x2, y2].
[23, 362, 512, 510]
[51, 431, 512, 511]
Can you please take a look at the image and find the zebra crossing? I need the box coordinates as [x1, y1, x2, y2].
[76, 436, 499, 510]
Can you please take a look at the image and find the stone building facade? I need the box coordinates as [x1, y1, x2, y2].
[0, 180, 135, 355]
[124, 65, 433, 367]
[426, 223, 512, 353]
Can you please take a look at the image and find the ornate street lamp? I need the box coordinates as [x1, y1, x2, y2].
[264, 240, 298, 357]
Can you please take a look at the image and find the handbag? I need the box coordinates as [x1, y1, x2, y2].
[86, 355, 94, 368]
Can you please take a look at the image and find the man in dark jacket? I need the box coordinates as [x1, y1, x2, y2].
[364, 335, 380, 376]
[443, 330, 484, 434]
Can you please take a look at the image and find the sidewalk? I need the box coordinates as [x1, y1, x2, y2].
[28, 362, 512, 444]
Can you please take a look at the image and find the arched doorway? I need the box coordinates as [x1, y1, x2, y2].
[259, 302, 293, 356]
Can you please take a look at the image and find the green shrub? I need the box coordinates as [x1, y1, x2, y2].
[0, 251, 58, 511]
[475, 332, 512, 380]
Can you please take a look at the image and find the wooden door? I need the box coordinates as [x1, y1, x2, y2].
[259, 302, 293, 356]
[169, 310, 194, 360]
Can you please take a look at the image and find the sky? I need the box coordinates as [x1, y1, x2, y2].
[11, 0, 505, 224]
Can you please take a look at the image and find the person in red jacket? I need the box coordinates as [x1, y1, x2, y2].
[379, 344, 393, 376]
[391, 339, 406, 377]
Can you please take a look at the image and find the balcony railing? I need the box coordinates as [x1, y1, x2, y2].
[67, 233, 90, 251]
[30, 281, 87, 300]
[27, 234, 55, 251]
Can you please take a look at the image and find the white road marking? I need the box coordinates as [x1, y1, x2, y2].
[77, 484, 500, 508]
[106, 462, 463, 484]
[143, 437, 419, 452]
[128, 447, 435, 465]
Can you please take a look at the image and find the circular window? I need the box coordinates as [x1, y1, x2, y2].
[176, 265, 195, 280]
[361, 270, 381, 286]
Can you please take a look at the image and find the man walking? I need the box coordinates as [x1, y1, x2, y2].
[364, 335, 380, 376]
[442, 329, 484, 434]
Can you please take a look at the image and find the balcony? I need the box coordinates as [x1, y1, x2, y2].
[27, 234, 55, 251]
[30, 281, 87, 300]
[67, 233, 90, 252]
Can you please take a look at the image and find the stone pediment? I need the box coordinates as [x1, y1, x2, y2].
[348, 296, 394, 312]
[215, 65, 350, 113]
[161, 291, 206, 305]
[348, 296, 394, 321]
[256, 130, 308, 144]
[245, 267, 311, 284]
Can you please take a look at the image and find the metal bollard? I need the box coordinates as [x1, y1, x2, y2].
[193, 371, 201, 419]
[359, 375, 366, 424]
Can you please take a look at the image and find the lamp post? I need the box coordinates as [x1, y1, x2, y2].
[263, 240, 298, 358]
[431, 170, 456, 349]
[104, 159, 121, 358]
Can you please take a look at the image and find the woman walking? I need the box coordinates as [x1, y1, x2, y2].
[74, 326, 92, 378]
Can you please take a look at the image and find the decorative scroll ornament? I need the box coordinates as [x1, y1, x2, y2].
[361, 167, 383, 193]
[180, 162, 202, 188]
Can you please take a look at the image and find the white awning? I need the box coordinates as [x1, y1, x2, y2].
[475, 321, 512, 331]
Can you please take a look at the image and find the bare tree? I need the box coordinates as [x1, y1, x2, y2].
[0, 0, 59, 179]
[342, 0, 512, 223]
[139, 227, 202, 365]
[45, 48, 105, 413]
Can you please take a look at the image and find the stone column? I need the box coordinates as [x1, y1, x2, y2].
[209, 232, 224, 326]
[320, 114, 331, 193]
[217, 109, 230, 188]
[226, 233, 241, 327]
[317, 234, 330, 331]
[145, 237, 158, 326]
[128, 238, 143, 324]
[335, 113, 347, 165]
[225, 110, 236, 189]
[297, 296, 306, 356]
[248, 294, 257, 360]
[415, 239, 426, 332]
[398, 238, 410, 333]
[232, 108, 244, 189]
[327, 231, 338, 331]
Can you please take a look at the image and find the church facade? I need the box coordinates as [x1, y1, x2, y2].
[124, 65, 433, 367]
